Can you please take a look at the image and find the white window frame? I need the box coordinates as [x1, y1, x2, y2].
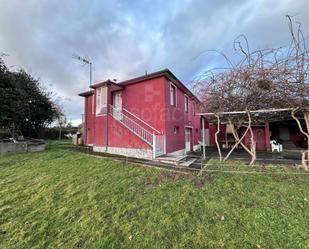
[170, 82, 177, 107]
[184, 94, 189, 113]
[96, 86, 107, 115]
[193, 102, 196, 115]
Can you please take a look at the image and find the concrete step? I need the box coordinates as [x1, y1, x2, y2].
[155, 155, 187, 165]
[179, 159, 197, 167]
[156, 149, 164, 153]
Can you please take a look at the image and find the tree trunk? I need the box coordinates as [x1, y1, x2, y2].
[245, 111, 256, 165]
[223, 120, 250, 161]
[248, 126, 256, 165]
[291, 109, 309, 171]
[225, 111, 256, 164]
[215, 114, 223, 161]
[59, 126, 62, 141]
[10, 123, 16, 140]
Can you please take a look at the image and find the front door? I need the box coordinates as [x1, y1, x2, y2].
[255, 128, 266, 151]
[185, 128, 192, 153]
[113, 92, 122, 120]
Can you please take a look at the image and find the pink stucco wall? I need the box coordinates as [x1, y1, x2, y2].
[83, 75, 201, 154]
[163, 78, 201, 153]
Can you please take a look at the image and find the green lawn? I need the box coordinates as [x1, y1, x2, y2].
[0, 141, 308, 249]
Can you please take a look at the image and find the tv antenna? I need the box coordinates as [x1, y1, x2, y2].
[72, 53, 92, 87]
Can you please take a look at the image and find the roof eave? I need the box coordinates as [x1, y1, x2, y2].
[78, 90, 94, 97]
[90, 80, 124, 91]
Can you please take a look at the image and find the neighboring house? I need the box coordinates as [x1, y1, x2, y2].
[79, 69, 202, 159]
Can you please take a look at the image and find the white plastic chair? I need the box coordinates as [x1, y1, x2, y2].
[270, 140, 283, 152]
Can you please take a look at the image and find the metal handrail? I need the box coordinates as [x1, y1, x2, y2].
[122, 108, 161, 134]
[109, 105, 153, 145]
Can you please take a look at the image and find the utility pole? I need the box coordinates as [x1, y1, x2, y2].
[72, 54, 92, 87]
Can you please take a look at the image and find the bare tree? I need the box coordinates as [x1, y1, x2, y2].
[55, 106, 67, 141]
[195, 16, 309, 168]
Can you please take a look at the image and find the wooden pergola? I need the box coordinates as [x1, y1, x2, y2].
[197, 108, 296, 160]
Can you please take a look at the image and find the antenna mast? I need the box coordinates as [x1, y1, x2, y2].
[72, 54, 92, 88]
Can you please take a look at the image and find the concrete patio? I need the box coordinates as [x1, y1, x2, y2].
[191, 146, 303, 165]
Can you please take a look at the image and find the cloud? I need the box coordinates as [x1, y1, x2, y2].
[0, 0, 308, 125]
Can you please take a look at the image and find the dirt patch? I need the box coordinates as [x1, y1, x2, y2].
[193, 174, 213, 188]
[74, 237, 88, 249]
[127, 210, 137, 219]
[128, 186, 136, 193]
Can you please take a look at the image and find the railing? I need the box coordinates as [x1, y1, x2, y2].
[109, 105, 153, 146]
[122, 108, 161, 134]
[109, 105, 167, 158]
[153, 134, 165, 158]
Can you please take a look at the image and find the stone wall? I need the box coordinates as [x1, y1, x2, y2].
[0, 141, 46, 155]
[93, 146, 153, 160]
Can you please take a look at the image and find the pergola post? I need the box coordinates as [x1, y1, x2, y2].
[202, 117, 206, 160]
[265, 122, 271, 151]
[197, 108, 296, 164]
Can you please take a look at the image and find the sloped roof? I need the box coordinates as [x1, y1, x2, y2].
[79, 69, 199, 102]
[118, 69, 199, 102]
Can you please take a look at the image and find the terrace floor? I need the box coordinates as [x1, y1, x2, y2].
[191, 147, 303, 166]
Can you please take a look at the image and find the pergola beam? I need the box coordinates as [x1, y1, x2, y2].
[197, 108, 295, 116]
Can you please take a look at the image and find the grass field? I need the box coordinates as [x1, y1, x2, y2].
[0, 141, 309, 249]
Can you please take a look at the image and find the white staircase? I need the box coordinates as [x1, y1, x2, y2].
[109, 105, 165, 158]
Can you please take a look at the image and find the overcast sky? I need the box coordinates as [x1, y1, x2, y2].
[1, 0, 308, 125]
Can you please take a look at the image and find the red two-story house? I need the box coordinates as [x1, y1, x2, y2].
[79, 69, 201, 159]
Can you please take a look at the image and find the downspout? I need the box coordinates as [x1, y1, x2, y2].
[105, 84, 109, 152]
[152, 132, 156, 159]
[202, 117, 206, 160]
[93, 94, 96, 148]
[83, 99, 86, 145]
[105, 106, 109, 152]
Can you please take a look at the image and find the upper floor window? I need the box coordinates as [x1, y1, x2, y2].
[91, 95, 95, 114]
[193, 102, 196, 115]
[170, 83, 176, 106]
[185, 95, 189, 113]
[96, 86, 107, 115]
